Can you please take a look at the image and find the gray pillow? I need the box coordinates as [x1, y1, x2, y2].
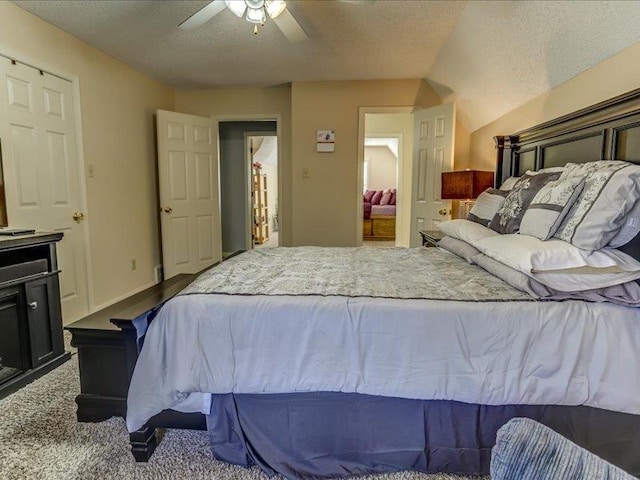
[555, 161, 640, 250]
[488, 171, 561, 234]
[467, 188, 508, 227]
[437, 236, 480, 264]
[519, 176, 585, 240]
[474, 252, 640, 307]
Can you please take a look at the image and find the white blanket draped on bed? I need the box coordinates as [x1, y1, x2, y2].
[126, 247, 640, 432]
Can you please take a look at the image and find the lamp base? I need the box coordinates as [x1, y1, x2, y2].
[457, 200, 474, 219]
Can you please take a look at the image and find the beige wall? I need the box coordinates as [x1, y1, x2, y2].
[454, 119, 470, 169]
[174, 87, 292, 246]
[291, 79, 441, 246]
[364, 113, 413, 247]
[0, 2, 174, 312]
[470, 41, 640, 171]
[364, 146, 397, 191]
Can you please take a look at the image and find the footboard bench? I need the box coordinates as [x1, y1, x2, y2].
[65, 273, 205, 461]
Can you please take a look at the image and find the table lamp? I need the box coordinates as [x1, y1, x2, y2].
[441, 170, 494, 219]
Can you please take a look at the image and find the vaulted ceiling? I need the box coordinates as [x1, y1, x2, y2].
[13, 0, 640, 132]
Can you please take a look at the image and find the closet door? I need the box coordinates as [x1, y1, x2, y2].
[0, 56, 89, 323]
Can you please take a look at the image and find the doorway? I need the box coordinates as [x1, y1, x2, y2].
[247, 134, 279, 248]
[218, 121, 277, 256]
[358, 105, 456, 248]
[362, 135, 402, 247]
[360, 109, 413, 247]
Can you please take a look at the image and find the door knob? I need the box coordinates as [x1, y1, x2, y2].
[72, 212, 85, 222]
[28, 301, 37, 310]
[163, 207, 173, 214]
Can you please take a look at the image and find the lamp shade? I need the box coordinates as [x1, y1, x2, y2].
[441, 170, 494, 200]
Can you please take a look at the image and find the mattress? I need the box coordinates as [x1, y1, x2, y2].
[126, 247, 640, 432]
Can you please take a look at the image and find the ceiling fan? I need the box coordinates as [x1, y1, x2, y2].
[179, 0, 375, 43]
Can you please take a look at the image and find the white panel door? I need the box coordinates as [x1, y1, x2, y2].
[0, 56, 89, 323]
[410, 103, 455, 247]
[157, 110, 221, 279]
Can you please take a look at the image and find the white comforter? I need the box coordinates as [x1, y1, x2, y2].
[127, 292, 640, 432]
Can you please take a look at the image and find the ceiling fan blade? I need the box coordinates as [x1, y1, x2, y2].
[272, 7, 308, 43]
[179, 0, 226, 30]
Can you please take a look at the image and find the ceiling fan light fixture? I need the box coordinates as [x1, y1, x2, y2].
[265, 0, 286, 19]
[246, 6, 266, 24]
[225, 0, 247, 17]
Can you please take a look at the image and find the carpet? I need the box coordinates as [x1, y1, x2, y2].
[0, 350, 487, 480]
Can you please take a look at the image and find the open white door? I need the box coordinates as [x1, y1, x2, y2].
[156, 110, 221, 279]
[0, 56, 90, 323]
[410, 103, 456, 247]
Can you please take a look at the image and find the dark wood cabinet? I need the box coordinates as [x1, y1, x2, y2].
[0, 232, 70, 399]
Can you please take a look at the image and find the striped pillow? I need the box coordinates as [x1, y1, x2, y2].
[519, 176, 585, 240]
[467, 188, 508, 227]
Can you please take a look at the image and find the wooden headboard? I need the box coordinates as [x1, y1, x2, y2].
[493, 87, 640, 259]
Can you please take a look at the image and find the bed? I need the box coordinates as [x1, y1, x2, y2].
[363, 189, 396, 239]
[124, 90, 640, 479]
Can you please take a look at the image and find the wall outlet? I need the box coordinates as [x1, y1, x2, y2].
[131, 259, 136, 271]
[154, 264, 163, 284]
[87, 164, 95, 178]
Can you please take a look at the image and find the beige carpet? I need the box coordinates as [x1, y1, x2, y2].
[0, 351, 487, 480]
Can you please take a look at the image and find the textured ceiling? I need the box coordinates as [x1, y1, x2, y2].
[12, 0, 640, 132]
[12, 0, 466, 88]
[427, 0, 640, 131]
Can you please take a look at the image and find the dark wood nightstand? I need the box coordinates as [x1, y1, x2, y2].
[419, 230, 445, 247]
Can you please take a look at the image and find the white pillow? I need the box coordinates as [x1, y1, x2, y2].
[437, 219, 498, 246]
[473, 234, 640, 274]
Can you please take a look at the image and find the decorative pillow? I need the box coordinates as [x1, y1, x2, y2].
[519, 176, 585, 240]
[364, 190, 375, 202]
[499, 176, 519, 191]
[488, 171, 561, 234]
[390, 189, 396, 205]
[608, 197, 640, 247]
[371, 190, 383, 205]
[554, 161, 640, 250]
[437, 236, 480, 264]
[379, 189, 392, 205]
[467, 188, 508, 227]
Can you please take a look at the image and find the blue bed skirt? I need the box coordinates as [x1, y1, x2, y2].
[205, 393, 640, 479]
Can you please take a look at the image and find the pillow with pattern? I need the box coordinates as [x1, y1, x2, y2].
[519, 176, 585, 240]
[488, 171, 561, 234]
[554, 161, 640, 250]
[467, 188, 508, 227]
